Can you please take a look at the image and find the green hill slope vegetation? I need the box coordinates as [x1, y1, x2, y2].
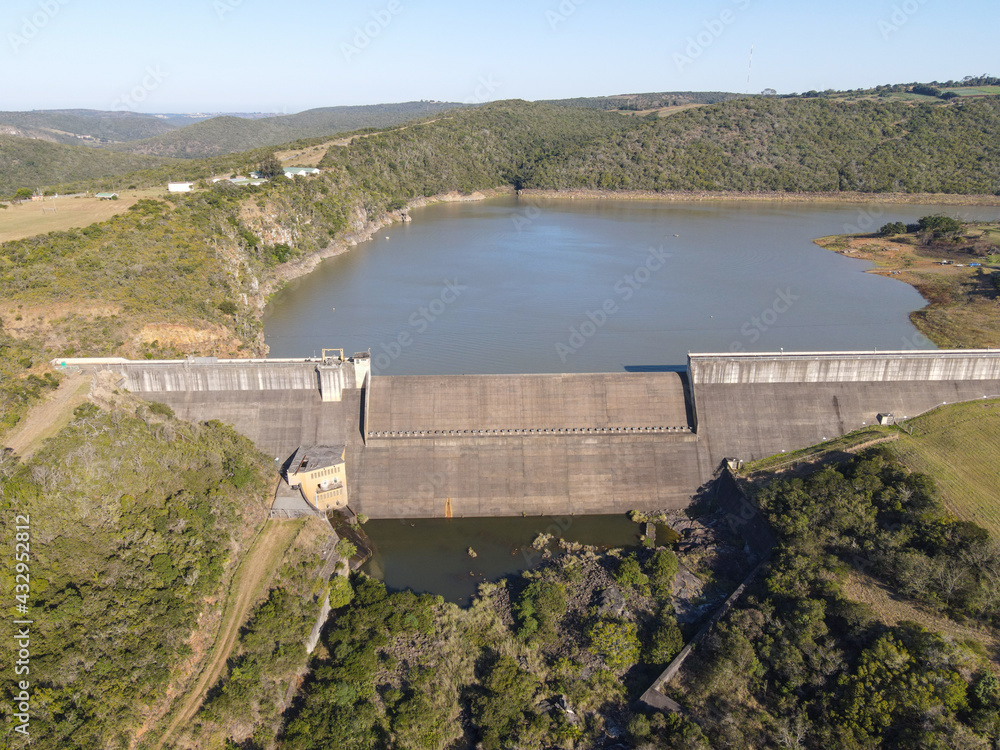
[109, 101, 465, 159]
[0, 135, 180, 197]
[542, 91, 740, 111]
[0, 109, 178, 145]
[676, 447, 1000, 748]
[522, 96, 1000, 193]
[0, 195, 260, 358]
[0, 394, 273, 749]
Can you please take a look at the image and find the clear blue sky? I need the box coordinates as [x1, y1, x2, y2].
[3, 0, 996, 112]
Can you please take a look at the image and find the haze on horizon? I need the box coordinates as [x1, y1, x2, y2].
[2, 0, 997, 114]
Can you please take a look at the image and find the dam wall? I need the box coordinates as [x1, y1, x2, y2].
[56, 349, 1000, 518]
[689, 350, 1000, 385]
[691, 351, 1000, 464]
[57, 354, 370, 402]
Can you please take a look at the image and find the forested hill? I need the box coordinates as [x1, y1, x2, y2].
[0, 135, 179, 194]
[107, 101, 465, 158]
[320, 96, 1000, 198]
[541, 91, 740, 110]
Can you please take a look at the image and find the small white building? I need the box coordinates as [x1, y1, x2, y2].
[284, 167, 320, 178]
[167, 182, 194, 193]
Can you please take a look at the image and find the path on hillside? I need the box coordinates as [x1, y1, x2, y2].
[154, 519, 301, 749]
[843, 571, 999, 664]
[2, 371, 92, 459]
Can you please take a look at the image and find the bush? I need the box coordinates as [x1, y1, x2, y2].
[514, 579, 567, 641]
[646, 612, 684, 665]
[613, 554, 650, 596]
[587, 618, 640, 671]
[147, 401, 174, 418]
[646, 549, 679, 599]
[879, 221, 907, 236]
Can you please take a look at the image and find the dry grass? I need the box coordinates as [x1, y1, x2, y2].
[151, 518, 305, 749]
[815, 232, 1000, 349]
[841, 570, 999, 663]
[0, 188, 166, 243]
[2, 371, 93, 458]
[890, 398, 1000, 538]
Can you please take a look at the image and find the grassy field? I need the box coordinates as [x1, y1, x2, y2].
[942, 85, 1000, 97]
[890, 398, 1000, 538]
[0, 187, 167, 242]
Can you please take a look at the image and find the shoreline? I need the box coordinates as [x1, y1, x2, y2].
[255, 185, 998, 354]
[265, 185, 1000, 298]
[516, 188, 1000, 206]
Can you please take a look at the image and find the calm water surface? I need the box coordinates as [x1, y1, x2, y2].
[265, 197, 998, 373]
[264, 197, 999, 599]
[363, 514, 641, 605]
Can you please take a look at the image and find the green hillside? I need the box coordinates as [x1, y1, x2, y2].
[0, 135, 180, 196]
[526, 96, 1000, 193]
[110, 101, 466, 158]
[318, 96, 1000, 201]
[0, 109, 178, 145]
[542, 90, 741, 111]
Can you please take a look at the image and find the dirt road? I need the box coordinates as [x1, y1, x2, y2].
[3, 371, 92, 459]
[154, 519, 302, 749]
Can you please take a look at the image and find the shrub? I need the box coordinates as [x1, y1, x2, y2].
[646, 549, 679, 599]
[587, 618, 640, 671]
[514, 579, 567, 641]
[879, 221, 907, 236]
[614, 554, 650, 596]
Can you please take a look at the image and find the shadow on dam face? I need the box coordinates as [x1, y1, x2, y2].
[76, 349, 1000, 520]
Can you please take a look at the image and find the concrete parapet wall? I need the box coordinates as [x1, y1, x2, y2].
[121, 362, 322, 393]
[58, 356, 365, 397]
[689, 350, 1000, 385]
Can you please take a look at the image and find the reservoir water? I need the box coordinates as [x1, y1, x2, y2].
[263, 196, 999, 600]
[265, 196, 997, 373]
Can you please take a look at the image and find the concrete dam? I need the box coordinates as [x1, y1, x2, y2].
[60, 350, 1000, 519]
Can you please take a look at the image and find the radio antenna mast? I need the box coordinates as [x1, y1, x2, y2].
[746, 44, 754, 95]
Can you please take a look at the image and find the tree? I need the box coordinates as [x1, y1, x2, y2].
[471, 655, 539, 749]
[917, 214, 963, 238]
[614, 554, 651, 595]
[328, 576, 354, 609]
[334, 539, 357, 560]
[13, 188, 33, 202]
[879, 221, 907, 236]
[257, 153, 284, 179]
[646, 613, 684, 665]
